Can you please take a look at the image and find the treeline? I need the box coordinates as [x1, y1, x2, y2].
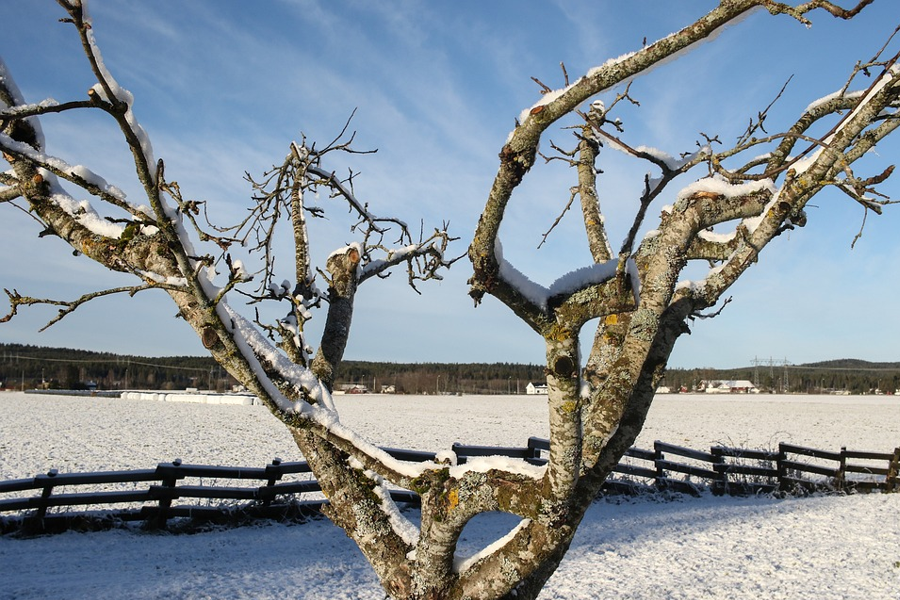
[335, 361, 546, 395]
[0, 344, 233, 392]
[661, 359, 900, 395]
[0, 343, 544, 394]
[2, 343, 898, 395]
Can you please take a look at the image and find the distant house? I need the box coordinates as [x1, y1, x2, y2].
[700, 380, 759, 394]
[526, 382, 548, 395]
[341, 384, 369, 394]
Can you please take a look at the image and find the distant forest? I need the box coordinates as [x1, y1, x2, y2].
[661, 358, 900, 395]
[0, 343, 544, 394]
[1, 343, 898, 395]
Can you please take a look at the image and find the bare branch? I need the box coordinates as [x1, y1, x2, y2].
[735, 75, 793, 147]
[530, 76, 552, 94]
[765, 0, 875, 20]
[2, 283, 164, 331]
[851, 206, 871, 248]
[537, 187, 579, 250]
[619, 177, 657, 258]
[689, 296, 732, 320]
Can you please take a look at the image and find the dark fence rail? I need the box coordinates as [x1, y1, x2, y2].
[2, 438, 898, 535]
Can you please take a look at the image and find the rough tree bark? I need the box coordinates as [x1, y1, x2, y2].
[2, 1, 898, 599]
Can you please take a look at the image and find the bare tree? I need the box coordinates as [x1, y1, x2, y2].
[2, 1, 898, 599]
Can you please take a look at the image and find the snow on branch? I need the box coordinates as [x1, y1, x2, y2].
[0, 58, 46, 149]
[73, 7, 156, 175]
[0, 131, 131, 209]
[454, 518, 532, 574]
[494, 239, 639, 313]
[0, 184, 20, 203]
[668, 59, 899, 311]
[368, 470, 421, 546]
[675, 175, 778, 205]
[220, 302, 327, 412]
[0, 131, 132, 239]
[512, 2, 767, 136]
[359, 230, 459, 289]
[787, 66, 898, 176]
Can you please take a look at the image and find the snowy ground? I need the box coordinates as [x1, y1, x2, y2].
[1, 391, 899, 599]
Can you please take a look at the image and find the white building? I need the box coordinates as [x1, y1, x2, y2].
[700, 379, 759, 394]
[525, 382, 548, 395]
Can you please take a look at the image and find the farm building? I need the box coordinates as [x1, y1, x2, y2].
[700, 380, 759, 394]
[525, 382, 548, 395]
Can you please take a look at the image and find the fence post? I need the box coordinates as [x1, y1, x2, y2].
[525, 438, 542, 462]
[776, 443, 788, 493]
[150, 458, 181, 530]
[18, 468, 59, 535]
[653, 441, 665, 491]
[888, 448, 900, 493]
[710, 447, 726, 496]
[836, 446, 847, 492]
[34, 468, 58, 521]
[263, 457, 282, 506]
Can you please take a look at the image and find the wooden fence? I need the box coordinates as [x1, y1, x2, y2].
[2, 437, 898, 534]
[611, 440, 900, 496]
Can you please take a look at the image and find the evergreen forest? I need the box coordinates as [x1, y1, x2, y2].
[1, 344, 897, 395]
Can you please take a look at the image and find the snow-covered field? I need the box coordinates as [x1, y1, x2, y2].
[1, 391, 899, 599]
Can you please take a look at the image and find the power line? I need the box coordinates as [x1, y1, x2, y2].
[3, 353, 210, 373]
[784, 365, 900, 372]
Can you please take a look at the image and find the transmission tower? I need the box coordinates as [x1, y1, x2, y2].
[750, 356, 792, 392]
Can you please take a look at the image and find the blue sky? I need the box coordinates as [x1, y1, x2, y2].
[2, 1, 899, 369]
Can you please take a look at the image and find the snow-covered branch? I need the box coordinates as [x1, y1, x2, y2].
[0, 185, 20, 203]
[0, 98, 95, 120]
[359, 230, 459, 288]
[674, 68, 899, 309]
[61, 2, 157, 188]
[0, 131, 136, 215]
